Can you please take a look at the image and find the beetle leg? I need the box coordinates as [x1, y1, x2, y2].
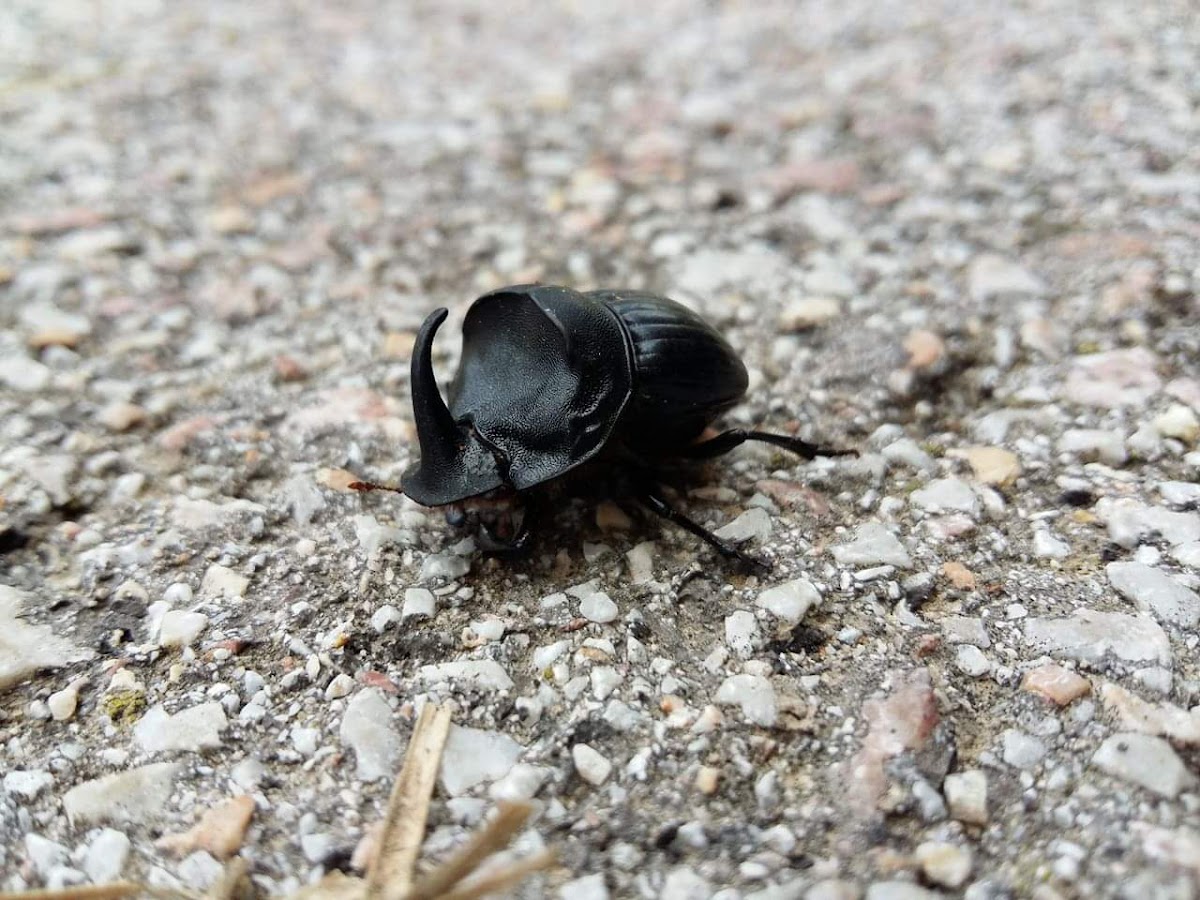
[636, 482, 770, 574]
[681, 429, 857, 461]
[476, 497, 539, 557]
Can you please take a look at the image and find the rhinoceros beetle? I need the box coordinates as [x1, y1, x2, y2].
[352, 284, 853, 570]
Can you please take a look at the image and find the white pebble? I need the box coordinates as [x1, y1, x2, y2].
[402, 588, 436, 620]
[579, 592, 618, 624]
[572, 743, 613, 785]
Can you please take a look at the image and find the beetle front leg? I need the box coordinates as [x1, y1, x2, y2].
[681, 429, 857, 462]
[476, 496, 539, 558]
[636, 480, 770, 575]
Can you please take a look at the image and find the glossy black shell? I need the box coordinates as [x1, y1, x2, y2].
[401, 285, 749, 506]
[591, 289, 749, 455]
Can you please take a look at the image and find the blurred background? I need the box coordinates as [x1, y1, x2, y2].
[2, 1, 1195, 455]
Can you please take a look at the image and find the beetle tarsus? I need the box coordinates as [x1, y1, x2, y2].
[637, 481, 772, 573]
[348, 480, 406, 494]
[683, 429, 856, 461]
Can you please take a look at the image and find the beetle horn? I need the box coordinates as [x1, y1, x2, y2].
[411, 307, 461, 464]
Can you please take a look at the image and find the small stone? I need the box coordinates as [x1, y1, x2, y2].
[1092, 732, 1196, 798]
[48, 679, 84, 721]
[756, 579, 820, 625]
[1022, 665, 1090, 706]
[230, 759, 266, 791]
[157, 796, 255, 859]
[944, 769, 988, 825]
[572, 743, 613, 785]
[1001, 729, 1047, 769]
[97, 401, 148, 432]
[1057, 429, 1128, 466]
[340, 689, 401, 782]
[626, 542, 655, 584]
[780, 296, 842, 331]
[200, 564, 249, 599]
[832, 523, 912, 568]
[912, 478, 980, 516]
[660, 866, 711, 900]
[961, 447, 1021, 486]
[489, 763, 551, 802]
[806, 881, 862, 900]
[301, 833, 334, 864]
[941, 616, 990, 648]
[1154, 404, 1199, 443]
[325, 673, 355, 700]
[1099, 683, 1200, 744]
[865, 883, 946, 900]
[956, 645, 991, 677]
[418, 660, 514, 691]
[3, 770, 54, 800]
[559, 873, 609, 900]
[883, 439, 937, 472]
[63, 763, 182, 826]
[591, 666, 621, 700]
[582, 542, 612, 563]
[1098, 498, 1200, 548]
[941, 562, 976, 590]
[595, 500, 633, 531]
[25, 833, 69, 879]
[715, 674, 777, 727]
[371, 605, 401, 633]
[1132, 666, 1174, 696]
[1160, 481, 1200, 507]
[580, 592, 619, 624]
[20, 302, 92, 347]
[208, 205, 255, 234]
[83, 829, 132, 883]
[1032, 528, 1071, 559]
[847, 668, 939, 815]
[402, 588, 436, 621]
[713, 507, 772, 543]
[969, 254, 1045, 301]
[695, 766, 720, 795]
[903, 329, 945, 370]
[135, 703, 228, 753]
[419, 552, 470, 582]
[903, 573, 937, 605]
[725, 610, 760, 660]
[439, 725, 524, 796]
[157, 610, 209, 648]
[914, 841, 974, 889]
[0, 586, 94, 689]
[1024, 610, 1172, 667]
[1107, 561, 1200, 628]
[466, 617, 506, 644]
[291, 727, 320, 756]
[1062, 348, 1161, 408]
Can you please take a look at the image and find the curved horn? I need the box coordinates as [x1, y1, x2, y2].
[411, 308, 460, 464]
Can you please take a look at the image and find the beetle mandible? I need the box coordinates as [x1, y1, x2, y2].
[353, 284, 853, 569]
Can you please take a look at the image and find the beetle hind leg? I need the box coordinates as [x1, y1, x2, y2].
[682, 429, 856, 461]
[636, 481, 770, 575]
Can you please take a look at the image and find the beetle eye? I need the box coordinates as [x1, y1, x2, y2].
[443, 506, 467, 527]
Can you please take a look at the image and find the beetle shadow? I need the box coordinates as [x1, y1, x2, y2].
[450, 459, 773, 575]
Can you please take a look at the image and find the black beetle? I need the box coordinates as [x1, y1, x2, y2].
[353, 284, 852, 569]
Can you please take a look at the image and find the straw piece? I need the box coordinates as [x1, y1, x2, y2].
[404, 802, 534, 900]
[366, 703, 453, 900]
[435, 849, 557, 900]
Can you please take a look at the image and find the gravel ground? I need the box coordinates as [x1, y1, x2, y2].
[2, 1, 1199, 897]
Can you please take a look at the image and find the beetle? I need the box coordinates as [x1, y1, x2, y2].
[352, 284, 853, 569]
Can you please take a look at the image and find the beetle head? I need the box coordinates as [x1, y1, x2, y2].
[401, 308, 506, 506]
